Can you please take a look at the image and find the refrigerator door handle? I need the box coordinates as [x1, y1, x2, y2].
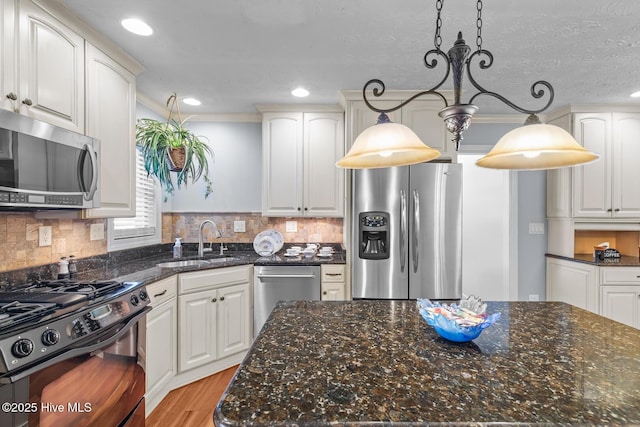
[412, 189, 420, 273]
[400, 189, 407, 272]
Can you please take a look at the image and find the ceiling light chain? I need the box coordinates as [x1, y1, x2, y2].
[475, 0, 483, 53]
[434, 0, 443, 52]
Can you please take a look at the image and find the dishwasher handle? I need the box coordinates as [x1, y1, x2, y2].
[257, 274, 316, 279]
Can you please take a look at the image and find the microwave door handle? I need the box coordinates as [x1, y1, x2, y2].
[78, 143, 99, 201]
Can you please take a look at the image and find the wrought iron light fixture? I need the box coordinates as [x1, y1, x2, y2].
[336, 0, 599, 170]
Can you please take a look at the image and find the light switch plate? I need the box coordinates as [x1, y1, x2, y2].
[528, 223, 545, 235]
[90, 223, 104, 241]
[233, 220, 246, 232]
[286, 221, 297, 232]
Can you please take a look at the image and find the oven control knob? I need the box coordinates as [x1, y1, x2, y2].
[12, 339, 34, 358]
[41, 329, 60, 346]
[130, 295, 139, 306]
[139, 290, 148, 301]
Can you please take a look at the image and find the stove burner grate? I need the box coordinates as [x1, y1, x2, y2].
[0, 301, 57, 329]
[23, 280, 124, 299]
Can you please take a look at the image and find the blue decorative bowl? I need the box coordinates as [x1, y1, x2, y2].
[417, 298, 501, 343]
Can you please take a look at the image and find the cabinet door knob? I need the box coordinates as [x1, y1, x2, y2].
[6, 92, 17, 101]
[607, 208, 613, 212]
[304, 207, 308, 211]
[297, 207, 301, 211]
[220, 296, 225, 301]
[323, 291, 327, 295]
[211, 297, 217, 303]
[614, 208, 620, 212]
[22, 98, 32, 106]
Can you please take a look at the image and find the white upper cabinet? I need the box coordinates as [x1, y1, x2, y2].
[547, 109, 640, 222]
[16, 0, 85, 133]
[83, 44, 136, 218]
[572, 112, 640, 218]
[262, 110, 345, 217]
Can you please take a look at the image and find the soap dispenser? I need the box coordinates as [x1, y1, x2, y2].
[173, 238, 182, 259]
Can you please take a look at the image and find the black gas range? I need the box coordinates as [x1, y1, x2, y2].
[0, 278, 149, 377]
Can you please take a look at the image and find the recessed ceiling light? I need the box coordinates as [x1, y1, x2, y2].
[631, 91, 640, 98]
[291, 87, 310, 98]
[183, 98, 201, 106]
[121, 18, 153, 36]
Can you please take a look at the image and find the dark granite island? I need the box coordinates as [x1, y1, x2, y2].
[214, 301, 640, 426]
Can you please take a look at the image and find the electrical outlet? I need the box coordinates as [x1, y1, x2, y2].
[233, 220, 246, 232]
[38, 226, 52, 247]
[285, 221, 297, 233]
[90, 223, 104, 241]
[529, 294, 540, 302]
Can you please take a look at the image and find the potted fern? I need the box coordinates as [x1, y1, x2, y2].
[136, 93, 213, 198]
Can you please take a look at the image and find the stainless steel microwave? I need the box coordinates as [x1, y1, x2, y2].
[0, 110, 100, 210]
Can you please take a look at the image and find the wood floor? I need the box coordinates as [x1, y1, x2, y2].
[146, 365, 238, 427]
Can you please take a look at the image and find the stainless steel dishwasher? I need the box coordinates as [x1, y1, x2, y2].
[253, 265, 321, 337]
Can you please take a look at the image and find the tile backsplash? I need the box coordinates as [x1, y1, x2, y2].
[1, 211, 343, 272]
[0, 213, 107, 272]
[163, 213, 343, 245]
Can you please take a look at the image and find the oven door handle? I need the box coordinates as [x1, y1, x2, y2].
[4, 307, 151, 384]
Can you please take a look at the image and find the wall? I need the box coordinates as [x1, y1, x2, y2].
[163, 121, 262, 212]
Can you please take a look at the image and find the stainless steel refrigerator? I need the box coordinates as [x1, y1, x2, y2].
[352, 162, 462, 299]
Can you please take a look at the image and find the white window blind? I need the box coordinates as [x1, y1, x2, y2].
[112, 148, 159, 239]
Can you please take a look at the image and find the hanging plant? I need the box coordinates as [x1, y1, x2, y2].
[136, 93, 214, 198]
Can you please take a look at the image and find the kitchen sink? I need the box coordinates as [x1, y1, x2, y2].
[157, 260, 213, 268]
[156, 257, 238, 268]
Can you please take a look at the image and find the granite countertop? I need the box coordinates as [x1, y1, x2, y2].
[0, 243, 346, 288]
[215, 300, 640, 426]
[546, 253, 640, 266]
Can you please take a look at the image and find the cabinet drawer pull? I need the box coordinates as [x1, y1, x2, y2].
[22, 98, 32, 106]
[6, 92, 17, 101]
[326, 273, 342, 276]
[153, 290, 167, 298]
[212, 297, 217, 303]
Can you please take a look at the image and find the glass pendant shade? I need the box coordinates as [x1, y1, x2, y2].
[475, 122, 599, 170]
[336, 114, 441, 169]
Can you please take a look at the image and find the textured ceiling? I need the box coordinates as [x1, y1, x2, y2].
[60, 0, 640, 115]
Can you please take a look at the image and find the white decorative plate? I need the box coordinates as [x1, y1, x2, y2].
[253, 229, 284, 255]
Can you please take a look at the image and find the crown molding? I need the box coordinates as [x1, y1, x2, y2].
[255, 104, 343, 113]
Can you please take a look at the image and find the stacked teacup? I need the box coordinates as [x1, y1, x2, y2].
[318, 246, 334, 257]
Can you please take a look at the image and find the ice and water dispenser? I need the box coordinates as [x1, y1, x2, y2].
[358, 212, 390, 259]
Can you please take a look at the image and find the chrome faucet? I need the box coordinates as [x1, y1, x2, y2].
[198, 220, 222, 258]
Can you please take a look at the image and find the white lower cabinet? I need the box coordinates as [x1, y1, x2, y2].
[141, 275, 178, 416]
[601, 286, 640, 329]
[178, 265, 251, 372]
[599, 267, 640, 329]
[546, 258, 640, 329]
[321, 264, 347, 301]
[546, 257, 598, 313]
[142, 265, 252, 417]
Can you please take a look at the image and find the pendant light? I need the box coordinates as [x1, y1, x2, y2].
[335, 113, 441, 168]
[337, 0, 599, 170]
[475, 114, 599, 170]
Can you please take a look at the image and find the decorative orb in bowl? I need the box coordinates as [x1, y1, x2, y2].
[417, 296, 501, 343]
